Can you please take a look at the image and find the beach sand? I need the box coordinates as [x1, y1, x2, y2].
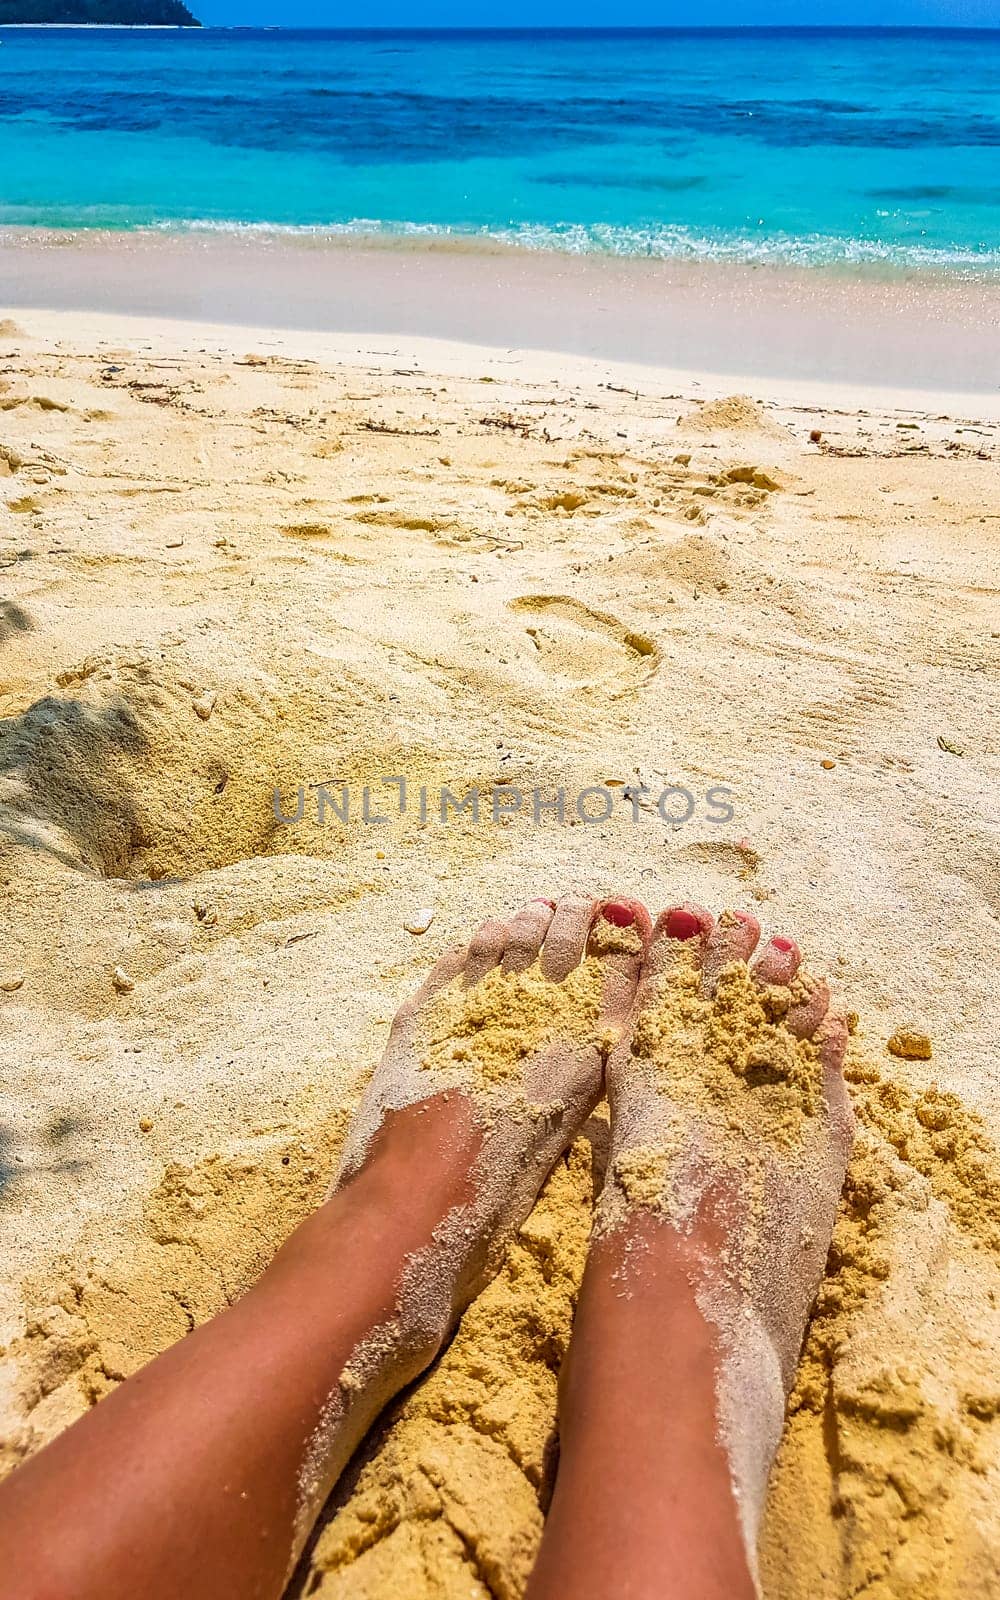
[1, 298, 999, 1597]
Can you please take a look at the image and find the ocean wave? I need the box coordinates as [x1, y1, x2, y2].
[137, 217, 1000, 276]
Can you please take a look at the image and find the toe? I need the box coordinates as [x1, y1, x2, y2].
[391, 942, 469, 1031]
[502, 899, 557, 974]
[644, 902, 714, 978]
[464, 916, 509, 986]
[786, 974, 831, 1040]
[539, 894, 597, 982]
[701, 909, 761, 994]
[588, 898, 652, 1028]
[752, 934, 801, 988]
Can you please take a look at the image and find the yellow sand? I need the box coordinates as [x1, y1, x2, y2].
[419, 960, 603, 1087]
[629, 944, 824, 1150]
[417, 916, 638, 1089]
[2, 310, 1000, 1596]
[764, 1047, 1000, 1598]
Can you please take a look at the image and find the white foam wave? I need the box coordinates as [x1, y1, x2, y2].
[88, 215, 1000, 277]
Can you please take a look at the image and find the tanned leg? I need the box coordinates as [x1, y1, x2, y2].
[0, 894, 650, 1600]
[527, 904, 853, 1600]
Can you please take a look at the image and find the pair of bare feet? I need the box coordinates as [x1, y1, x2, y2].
[0, 894, 854, 1600]
[335, 893, 855, 1596]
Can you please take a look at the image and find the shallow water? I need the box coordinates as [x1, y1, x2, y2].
[0, 26, 999, 272]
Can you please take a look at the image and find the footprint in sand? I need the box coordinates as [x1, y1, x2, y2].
[677, 836, 762, 878]
[0, 396, 70, 415]
[352, 507, 457, 537]
[280, 522, 331, 540]
[509, 594, 660, 698]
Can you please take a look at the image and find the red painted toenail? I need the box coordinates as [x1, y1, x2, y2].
[532, 898, 557, 910]
[772, 936, 795, 952]
[665, 908, 701, 940]
[602, 901, 636, 927]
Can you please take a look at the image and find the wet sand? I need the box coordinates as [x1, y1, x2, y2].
[3, 229, 1000, 395]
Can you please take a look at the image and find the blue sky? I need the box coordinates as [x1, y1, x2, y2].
[197, 1, 1000, 26]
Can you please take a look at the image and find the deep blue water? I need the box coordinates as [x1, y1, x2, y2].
[1, 27, 998, 270]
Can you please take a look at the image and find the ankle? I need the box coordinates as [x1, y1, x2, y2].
[334, 1091, 487, 1216]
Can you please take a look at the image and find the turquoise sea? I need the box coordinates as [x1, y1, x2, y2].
[0, 26, 999, 272]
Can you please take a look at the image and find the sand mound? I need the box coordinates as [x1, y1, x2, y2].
[0, 643, 436, 882]
[0, 395, 70, 415]
[618, 533, 820, 629]
[682, 393, 789, 438]
[623, 532, 738, 593]
[761, 1060, 1000, 1598]
[0, 647, 293, 879]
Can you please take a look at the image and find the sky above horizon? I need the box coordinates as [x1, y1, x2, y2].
[196, 2, 1000, 27]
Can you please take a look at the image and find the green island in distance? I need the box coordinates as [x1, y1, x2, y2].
[0, 0, 200, 21]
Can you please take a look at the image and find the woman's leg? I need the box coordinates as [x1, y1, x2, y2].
[0, 894, 649, 1600]
[526, 905, 854, 1600]
[0, 1096, 487, 1600]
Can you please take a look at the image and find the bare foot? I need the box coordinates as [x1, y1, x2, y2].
[331, 891, 651, 1363]
[600, 904, 854, 1566]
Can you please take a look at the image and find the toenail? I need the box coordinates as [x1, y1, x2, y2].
[772, 936, 795, 952]
[665, 908, 701, 940]
[601, 901, 636, 927]
[531, 898, 557, 909]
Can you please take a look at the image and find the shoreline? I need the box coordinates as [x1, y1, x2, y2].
[3, 230, 999, 400]
[8, 223, 999, 277]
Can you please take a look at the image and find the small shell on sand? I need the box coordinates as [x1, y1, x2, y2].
[888, 1027, 932, 1060]
[193, 691, 218, 721]
[139, 1118, 153, 1133]
[821, 758, 837, 770]
[112, 966, 135, 994]
[0, 971, 25, 993]
[404, 909, 435, 935]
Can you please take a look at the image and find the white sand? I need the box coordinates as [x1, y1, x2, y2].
[1, 300, 998, 1595]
